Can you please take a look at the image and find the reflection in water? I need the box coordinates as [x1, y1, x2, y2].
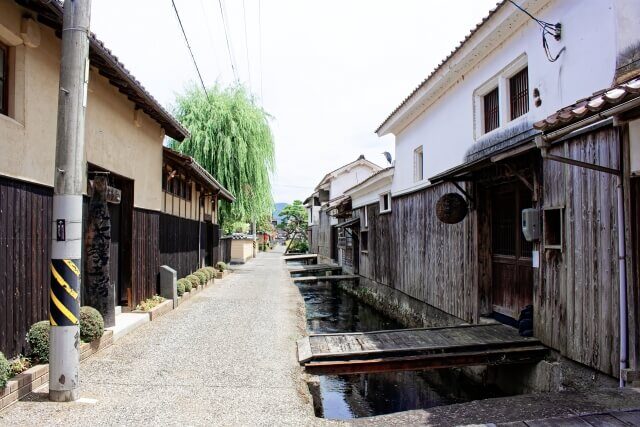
[296, 280, 505, 420]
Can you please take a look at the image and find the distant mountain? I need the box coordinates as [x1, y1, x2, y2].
[273, 203, 288, 223]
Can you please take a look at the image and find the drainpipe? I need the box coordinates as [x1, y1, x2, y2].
[536, 122, 629, 387]
[617, 173, 628, 387]
[198, 191, 202, 268]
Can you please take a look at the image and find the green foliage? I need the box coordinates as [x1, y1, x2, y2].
[171, 85, 275, 229]
[288, 239, 309, 253]
[199, 267, 216, 280]
[185, 274, 200, 289]
[182, 278, 193, 293]
[225, 221, 250, 235]
[193, 271, 207, 285]
[280, 200, 309, 250]
[177, 279, 187, 296]
[9, 355, 31, 377]
[136, 295, 166, 312]
[27, 321, 50, 363]
[216, 262, 228, 272]
[0, 352, 11, 388]
[79, 306, 105, 343]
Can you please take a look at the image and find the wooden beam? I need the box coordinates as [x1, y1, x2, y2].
[303, 346, 548, 375]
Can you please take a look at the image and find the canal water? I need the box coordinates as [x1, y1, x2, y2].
[296, 279, 506, 420]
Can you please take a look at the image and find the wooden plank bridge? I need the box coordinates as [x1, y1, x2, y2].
[297, 323, 547, 374]
[288, 264, 343, 275]
[282, 253, 318, 264]
[292, 274, 358, 283]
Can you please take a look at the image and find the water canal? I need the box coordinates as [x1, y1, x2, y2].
[296, 279, 507, 420]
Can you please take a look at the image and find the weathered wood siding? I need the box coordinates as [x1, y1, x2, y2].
[539, 126, 621, 376]
[0, 176, 52, 358]
[219, 236, 232, 264]
[132, 208, 160, 305]
[357, 181, 476, 323]
[311, 209, 333, 260]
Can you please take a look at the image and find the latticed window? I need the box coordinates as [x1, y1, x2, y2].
[483, 87, 499, 133]
[510, 67, 529, 120]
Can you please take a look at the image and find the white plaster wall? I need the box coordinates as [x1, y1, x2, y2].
[391, 0, 619, 195]
[0, 2, 165, 210]
[329, 164, 379, 199]
[349, 178, 392, 209]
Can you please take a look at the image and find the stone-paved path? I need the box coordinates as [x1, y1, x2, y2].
[0, 247, 326, 426]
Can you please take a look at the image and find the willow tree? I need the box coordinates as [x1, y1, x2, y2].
[171, 85, 275, 231]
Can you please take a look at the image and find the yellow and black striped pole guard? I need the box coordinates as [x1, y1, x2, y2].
[50, 259, 80, 326]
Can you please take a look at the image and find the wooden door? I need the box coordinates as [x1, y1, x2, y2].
[491, 184, 533, 320]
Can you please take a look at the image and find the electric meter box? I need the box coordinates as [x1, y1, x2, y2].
[522, 208, 540, 242]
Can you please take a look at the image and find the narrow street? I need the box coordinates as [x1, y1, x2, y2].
[0, 248, 323, 426]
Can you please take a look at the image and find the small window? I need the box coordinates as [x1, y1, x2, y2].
[484, 87, 500, 133]
[414, 146, 424, 182]
[360, 230, 368, 252]
[380, 192, 391, 213]
[510, 67, 529, 120]
[0, 42, 8, 116]
[544, 207, 563, 250]
[162, 169, 168, 191]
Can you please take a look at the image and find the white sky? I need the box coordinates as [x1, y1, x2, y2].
[91, 0, 497, 203]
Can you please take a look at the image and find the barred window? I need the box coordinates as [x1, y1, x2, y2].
[483, 87, 500, 133]
[510, 67, 529, 120]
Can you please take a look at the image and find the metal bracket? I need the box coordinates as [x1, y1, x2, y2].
[451, 181, 475, 209]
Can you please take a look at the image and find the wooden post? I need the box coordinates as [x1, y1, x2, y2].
[85, 174, 114, 327]
[49, 0, 92, 402]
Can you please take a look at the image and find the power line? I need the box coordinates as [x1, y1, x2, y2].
[258, 0, 264, 103]
[507, 0, 564, 62]
[199, 0, 223, 82]
[218, 0, 238, 82]
[171, 0, 209, 96]
[242, 0, 252, 88]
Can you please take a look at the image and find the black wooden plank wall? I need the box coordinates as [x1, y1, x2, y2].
[132, 208, 160, 305]
[159, 213, 203, 280]
[0, 176, 52, 358]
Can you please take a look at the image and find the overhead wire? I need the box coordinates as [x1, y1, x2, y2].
[242, 0, 252, 89]
[218, 0, 238, 82]
[507, 0, 564, 62]
[199, 0, 223, 82]
[258, 0, 264, 103]
[171, 0, 209, 96]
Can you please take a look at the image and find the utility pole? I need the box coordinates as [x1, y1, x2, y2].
[49, 0, 92, 402]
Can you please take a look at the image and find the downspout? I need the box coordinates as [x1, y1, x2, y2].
[536, 121, 629, 387]
[198, 190, 202, 268]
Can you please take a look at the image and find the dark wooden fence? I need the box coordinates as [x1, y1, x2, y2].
[219, 236, 232, 264]
[0, 176, 52, 358]
[159, 213, 201, 279]
[132, 208, 160, 305]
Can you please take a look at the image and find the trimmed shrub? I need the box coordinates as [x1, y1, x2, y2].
[79, 306, 104, 343]
[0, 352, 11, 389]
[177, 279, 186, 296]
[200, 267, 214, 280]
[27, 321, 50, 363]
[194, 271, 207, 285]
[186, 274, 200, 289]
[216, 262, 228, 271]
[183, 278, 193, 292]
